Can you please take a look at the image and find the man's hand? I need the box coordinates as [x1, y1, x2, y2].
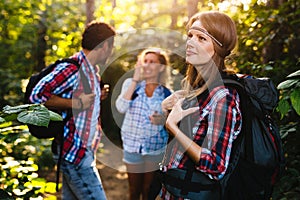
[79, 93, 96, 110]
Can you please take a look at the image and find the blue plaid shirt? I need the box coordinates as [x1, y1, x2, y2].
[116, 78, 170, 155]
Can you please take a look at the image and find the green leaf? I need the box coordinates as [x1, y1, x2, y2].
[17, 105, 50, 127]
[287, 70, 300, 78]
[3, 113, 18, 122]
[277, 79, 299, 90]
[2, 104, 36, 114]
[49, 110, 63, 121]
[45, 182, 58, 193]
[276, 99, 290, 119]
[0, 117, 5, 123]
[290, 89, 300, 116]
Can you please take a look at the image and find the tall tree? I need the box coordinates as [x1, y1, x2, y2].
[262, 0, 285, 64]
[36, 10, 47, 72]
[187, 0, 198, 19]
[86, 0, 95, 25]
[170, 0, 178, 29]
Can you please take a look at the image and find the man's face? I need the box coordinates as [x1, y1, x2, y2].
[95, 41, 113, 66]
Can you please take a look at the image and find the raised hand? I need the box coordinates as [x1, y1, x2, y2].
[161, 90, 187, 112]
[132, 56, 143, 82]
[165, 98, 198, 136]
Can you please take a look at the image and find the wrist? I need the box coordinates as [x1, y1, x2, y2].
[78, 98, 83, 110]
[132, 79, 139, 83]
[165, 119, 179, 137]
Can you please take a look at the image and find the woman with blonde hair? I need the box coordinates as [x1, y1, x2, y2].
[116, 48, 172, 200]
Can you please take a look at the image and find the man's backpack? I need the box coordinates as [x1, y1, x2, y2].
[24, 58, 90, 139]
[159, 74, 285, 200]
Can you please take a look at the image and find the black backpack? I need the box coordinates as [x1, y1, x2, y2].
[221, 74, 285, 200]
[159, 74, 285, 200]
[24, 58, 91, 139]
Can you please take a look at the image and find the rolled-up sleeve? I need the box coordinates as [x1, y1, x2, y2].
[196, 88, 242, 179]
[116, 96, 131, 114]
[115, 78, 133, 114]
[29, 64, 78, 104]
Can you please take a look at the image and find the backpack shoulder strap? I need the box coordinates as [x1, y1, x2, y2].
[162, 86, 172, 98]
[132, 84, 171, 100]
[59, 58, 91, 94]
[222, 74, 244, 92]
[222, 74, 255, 168]
[131, 84, 141, 100]
[58, 58, 81, 69]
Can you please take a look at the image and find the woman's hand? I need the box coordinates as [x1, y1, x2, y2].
[162, 90, 187, 112]
[132, 56, 143, 82]
[165, 98, 198, 136]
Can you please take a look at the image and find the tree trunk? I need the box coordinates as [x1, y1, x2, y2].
[36, 11, 47, 72]
[170, 0, 178, 29]
[110, 0, 116, 26]
[86, 0, 95, 25]
[187, 0, 199, 20]
[262, 0, 286, 63]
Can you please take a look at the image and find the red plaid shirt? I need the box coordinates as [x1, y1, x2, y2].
[30, 50, 102, 165]
[161, 86, 242, 199]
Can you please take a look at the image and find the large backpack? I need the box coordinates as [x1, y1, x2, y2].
[24, 58, 91, 139]
[221, 74, 285, 200]
[159, 74, 285, 200]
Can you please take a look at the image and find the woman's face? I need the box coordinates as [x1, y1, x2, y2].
[142, 53, 164, 81]
[186, 20, 215, 66]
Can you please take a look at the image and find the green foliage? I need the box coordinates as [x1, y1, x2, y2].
[95, 0, 187, 30]
[0, 123, 58, 199]
[232, 0, 300, 84]
[273, 70, 300, 199]
[277, 70, 300, 118]
[43, 1, 84, 62]
[0, 0, 299, 199]
[0, 105, 62, 199]
[0, 0, 85, 107]
[0, 68, 23, 109]
[0, 104, 62, 127]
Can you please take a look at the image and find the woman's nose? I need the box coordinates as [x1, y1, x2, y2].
[143, 62, 150, 67]
[186, 37, 197, 48]
[186, 40, 194, 49]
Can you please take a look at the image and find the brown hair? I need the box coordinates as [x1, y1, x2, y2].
[82, 21, 116, 50]
[183, 11, 237, 98]
[187, 11, 237, 61]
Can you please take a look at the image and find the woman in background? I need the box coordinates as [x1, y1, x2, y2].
[116, 48, 172, 200]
